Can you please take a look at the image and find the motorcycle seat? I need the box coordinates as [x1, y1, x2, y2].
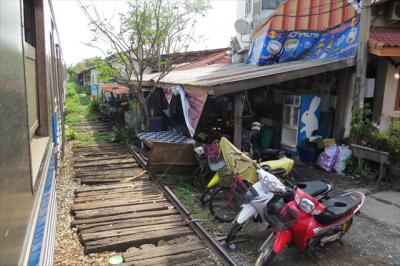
[268, 168, 287, 177]
[297, 180, 330, 198]
[315, 194, 359, 225]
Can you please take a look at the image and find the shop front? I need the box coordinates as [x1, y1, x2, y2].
[139, 57, 356, 169]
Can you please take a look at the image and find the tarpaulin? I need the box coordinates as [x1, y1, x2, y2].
[165, 85, 207, 137]
[218, 137, 259, 184]
[247, 16, 360, 66]
[218, 137, 294, 185]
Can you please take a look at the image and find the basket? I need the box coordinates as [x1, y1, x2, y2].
[208, 155, 226, 172]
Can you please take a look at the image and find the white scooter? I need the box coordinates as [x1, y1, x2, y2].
[226, 163, 332, 243]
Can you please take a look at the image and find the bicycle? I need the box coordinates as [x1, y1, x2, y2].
[209, 153, 251, 222]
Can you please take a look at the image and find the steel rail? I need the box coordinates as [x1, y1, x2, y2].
[127, 144, 237, 266]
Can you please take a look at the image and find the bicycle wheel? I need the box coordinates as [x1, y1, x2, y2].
[210, 187, 245, 223]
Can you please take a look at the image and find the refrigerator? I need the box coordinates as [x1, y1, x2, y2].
[281, 94, 321, 153]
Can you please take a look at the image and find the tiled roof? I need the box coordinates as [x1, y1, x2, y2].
[175, 49, 231, 70]
[369, 27, 400, 49]
[100, 84, 130, 95]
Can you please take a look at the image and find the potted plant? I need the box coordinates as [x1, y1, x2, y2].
[349, 105, 391, 181]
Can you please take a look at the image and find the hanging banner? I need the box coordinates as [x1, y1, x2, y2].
[246, 16, 360, 66]
[166, 86, 207, 137]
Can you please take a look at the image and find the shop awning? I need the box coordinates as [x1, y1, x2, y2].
[140, 57, 356, 96]
[369, 27, 400, 57]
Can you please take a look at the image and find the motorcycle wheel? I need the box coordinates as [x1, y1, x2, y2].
[255, 234, 276, 266]
[200, 187, 216, 204]
[210, 187, 245, 223]
[226, 221, 243, 243]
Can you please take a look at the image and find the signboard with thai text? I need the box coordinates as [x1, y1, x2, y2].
[247, 16, 359, 66]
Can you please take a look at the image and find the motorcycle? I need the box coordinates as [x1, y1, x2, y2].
[255, 186, 365, 266]
[200, 137, 296, 205]
[226, 162, 332, 243]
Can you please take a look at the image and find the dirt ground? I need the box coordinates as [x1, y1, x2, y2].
[171, 163, 400, 266]
[56, 141, 399, 265]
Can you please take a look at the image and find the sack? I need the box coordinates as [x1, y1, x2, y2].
[317, 145, 339, 172]
[334, 145, 352, 175]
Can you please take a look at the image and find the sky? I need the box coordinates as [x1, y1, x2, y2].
[52, 0, 239, 65]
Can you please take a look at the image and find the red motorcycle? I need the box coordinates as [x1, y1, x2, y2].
[255, 186, 365, 266]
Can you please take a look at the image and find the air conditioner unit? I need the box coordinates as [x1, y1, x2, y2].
[388, 2, 400, 21]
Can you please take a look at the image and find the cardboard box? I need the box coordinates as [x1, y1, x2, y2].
[316, 138, 336, 149]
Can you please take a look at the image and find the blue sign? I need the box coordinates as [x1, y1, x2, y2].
[91, 84, 99, 100]
[298, 95, 321, 142]
[246, 16, 360, 66]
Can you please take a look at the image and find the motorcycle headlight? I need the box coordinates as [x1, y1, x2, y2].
[299, 198, 315, 213]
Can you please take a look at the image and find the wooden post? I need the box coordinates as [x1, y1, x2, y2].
[233, 93, 244, 149]
[333, 69, 354, 141]
[353, 0, 371, 111]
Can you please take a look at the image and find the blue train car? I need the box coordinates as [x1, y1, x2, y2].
[0, 0, 65, 265]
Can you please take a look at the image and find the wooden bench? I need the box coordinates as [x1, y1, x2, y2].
[351, 144, 390, 182]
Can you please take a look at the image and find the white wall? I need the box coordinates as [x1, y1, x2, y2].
[90, 69, 99, 85]
[236, 0, 251, 49]
[235, 0, 280, 50]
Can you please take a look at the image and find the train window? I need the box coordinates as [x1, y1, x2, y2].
[23, 0, 36, 47]
[23, 0, 39, 138]
[261, 0, 285, 10]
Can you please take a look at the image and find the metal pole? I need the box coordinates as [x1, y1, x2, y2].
[233, 93, 244, 149]
[353, 0, 372, 111]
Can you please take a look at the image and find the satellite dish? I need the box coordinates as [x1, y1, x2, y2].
[234, 19, 252, 35]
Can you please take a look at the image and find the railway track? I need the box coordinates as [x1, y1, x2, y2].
[70, 127, 236, 265]
[72, 120, 114, 132]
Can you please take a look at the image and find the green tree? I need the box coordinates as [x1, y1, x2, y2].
[79, 0, 209, 130]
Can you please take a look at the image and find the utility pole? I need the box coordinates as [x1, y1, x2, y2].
[353, 0, 372, 110]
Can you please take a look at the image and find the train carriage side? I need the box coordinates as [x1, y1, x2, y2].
[0, 0, 65, 265]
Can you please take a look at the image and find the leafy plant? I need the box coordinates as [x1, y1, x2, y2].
[88, 99, 101, 116]
[350, 105, 400, 164]
[72, 131, 115, 148]
[79, 0, 210, 130]
[345, 155, 359, 176]
[114, 126, 137, 144]
[350, 104, 377, 145]
[167, 175, 197, 209]
[66, 128, 76, 140]
[65, 82, 94, 126]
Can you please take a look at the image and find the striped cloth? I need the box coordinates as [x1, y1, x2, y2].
[137, 131, 195, 144]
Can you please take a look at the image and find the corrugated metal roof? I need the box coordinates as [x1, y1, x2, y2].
[140, 57, 356, 96]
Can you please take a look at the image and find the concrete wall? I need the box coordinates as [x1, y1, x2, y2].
[380, 59, 400, 132]
[333, 70, 355, 141]
[372, 59, 388, 123]
[372, 57, 400, 133]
